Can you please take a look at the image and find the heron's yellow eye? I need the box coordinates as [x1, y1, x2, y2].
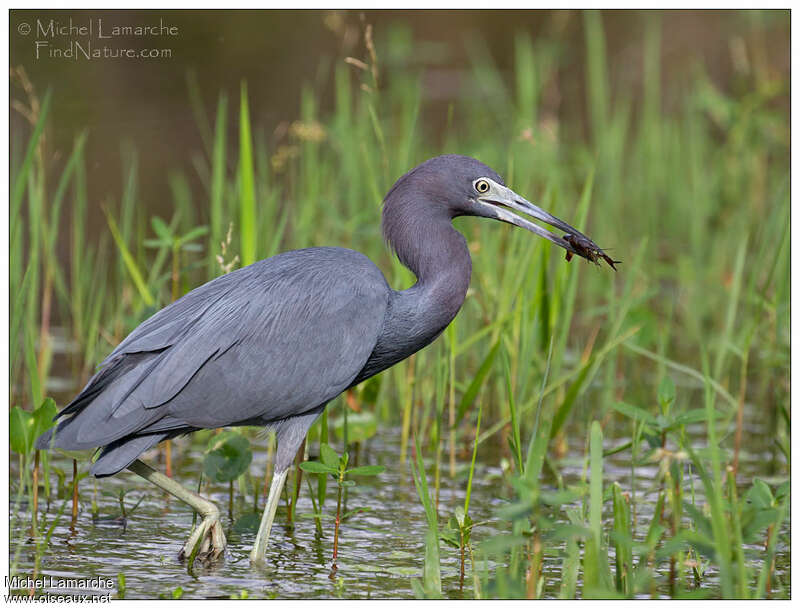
[475, 179, 490, 193]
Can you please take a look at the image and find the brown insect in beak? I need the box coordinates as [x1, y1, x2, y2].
[563, 233, 621, 270]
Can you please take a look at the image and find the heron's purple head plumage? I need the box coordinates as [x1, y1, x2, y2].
[382, 154, 617, 272]
[383, 154, 504, 217]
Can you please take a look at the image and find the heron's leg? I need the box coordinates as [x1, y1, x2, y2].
[128, 459, 226, 560]
[249, 468, 288, 562]
[250, 406, 325, 563]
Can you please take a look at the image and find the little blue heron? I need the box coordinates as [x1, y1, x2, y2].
[36, 155, 615, 563]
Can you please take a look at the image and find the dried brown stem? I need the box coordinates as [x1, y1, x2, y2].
[71, 459, 79, 522]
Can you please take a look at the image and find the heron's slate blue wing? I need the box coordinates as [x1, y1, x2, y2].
[38, 247, 390, 456]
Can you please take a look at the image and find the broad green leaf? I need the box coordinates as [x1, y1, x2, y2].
[33, 397, 58, 440]
[670, 408, 725, 428]
[775, 481, 789, 503]
[299, 461, 338, 475]
[611, 401, 658, 426]
[150, 216, 173, 242]
[203, 431, 252, 482]
[346, 465, 384, 476]
[744, 478, 773, 510]
[742, 509, 780, 543]
[658, 376, 676, 410]
[454, 505, 465, 526]
[10, 406, 34, 455]
[439, 526, 460, 549]
[320, 443, 340, 469]
[178, 225, 209, 244]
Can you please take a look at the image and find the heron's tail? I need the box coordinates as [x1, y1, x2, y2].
[90, 433, 170, 477]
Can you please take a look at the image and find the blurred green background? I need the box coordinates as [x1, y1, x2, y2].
[10, 9, 789, 240]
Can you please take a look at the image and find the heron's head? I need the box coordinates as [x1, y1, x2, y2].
[383, 155, 618, 269]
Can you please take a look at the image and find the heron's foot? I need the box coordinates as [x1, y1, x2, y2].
[179, 509, 227, 562]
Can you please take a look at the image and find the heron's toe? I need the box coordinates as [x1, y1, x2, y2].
[179, 514, 227, 563]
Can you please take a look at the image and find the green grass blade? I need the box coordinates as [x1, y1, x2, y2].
[209, 92, 228, 277]
[11, 89, 52, 228]
[239, 80, 257, 266]
[104, 207, 154, 307]
[612, 482, 632, 595]
[410, 435, 442, 598]
[454, 337, 500, 426]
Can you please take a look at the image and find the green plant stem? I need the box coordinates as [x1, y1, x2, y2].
[332, 480, 342, 563]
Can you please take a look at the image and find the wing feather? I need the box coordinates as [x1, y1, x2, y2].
[41, 248, 389, 452]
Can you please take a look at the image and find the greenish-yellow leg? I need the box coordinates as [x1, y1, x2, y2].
[250, 468, 288, 563]
[128, 459, 226, 560]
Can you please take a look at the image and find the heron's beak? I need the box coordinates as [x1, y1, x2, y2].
[476, 181, 618, 270]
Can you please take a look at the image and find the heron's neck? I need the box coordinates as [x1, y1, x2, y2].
[351, 213, 472, 385]
[388, 210, 472, 332]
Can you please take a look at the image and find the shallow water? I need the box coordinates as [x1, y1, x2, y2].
[12, 430, 507, 599]
[10, 332, 790, 598]
[10, 411, 789, 599]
